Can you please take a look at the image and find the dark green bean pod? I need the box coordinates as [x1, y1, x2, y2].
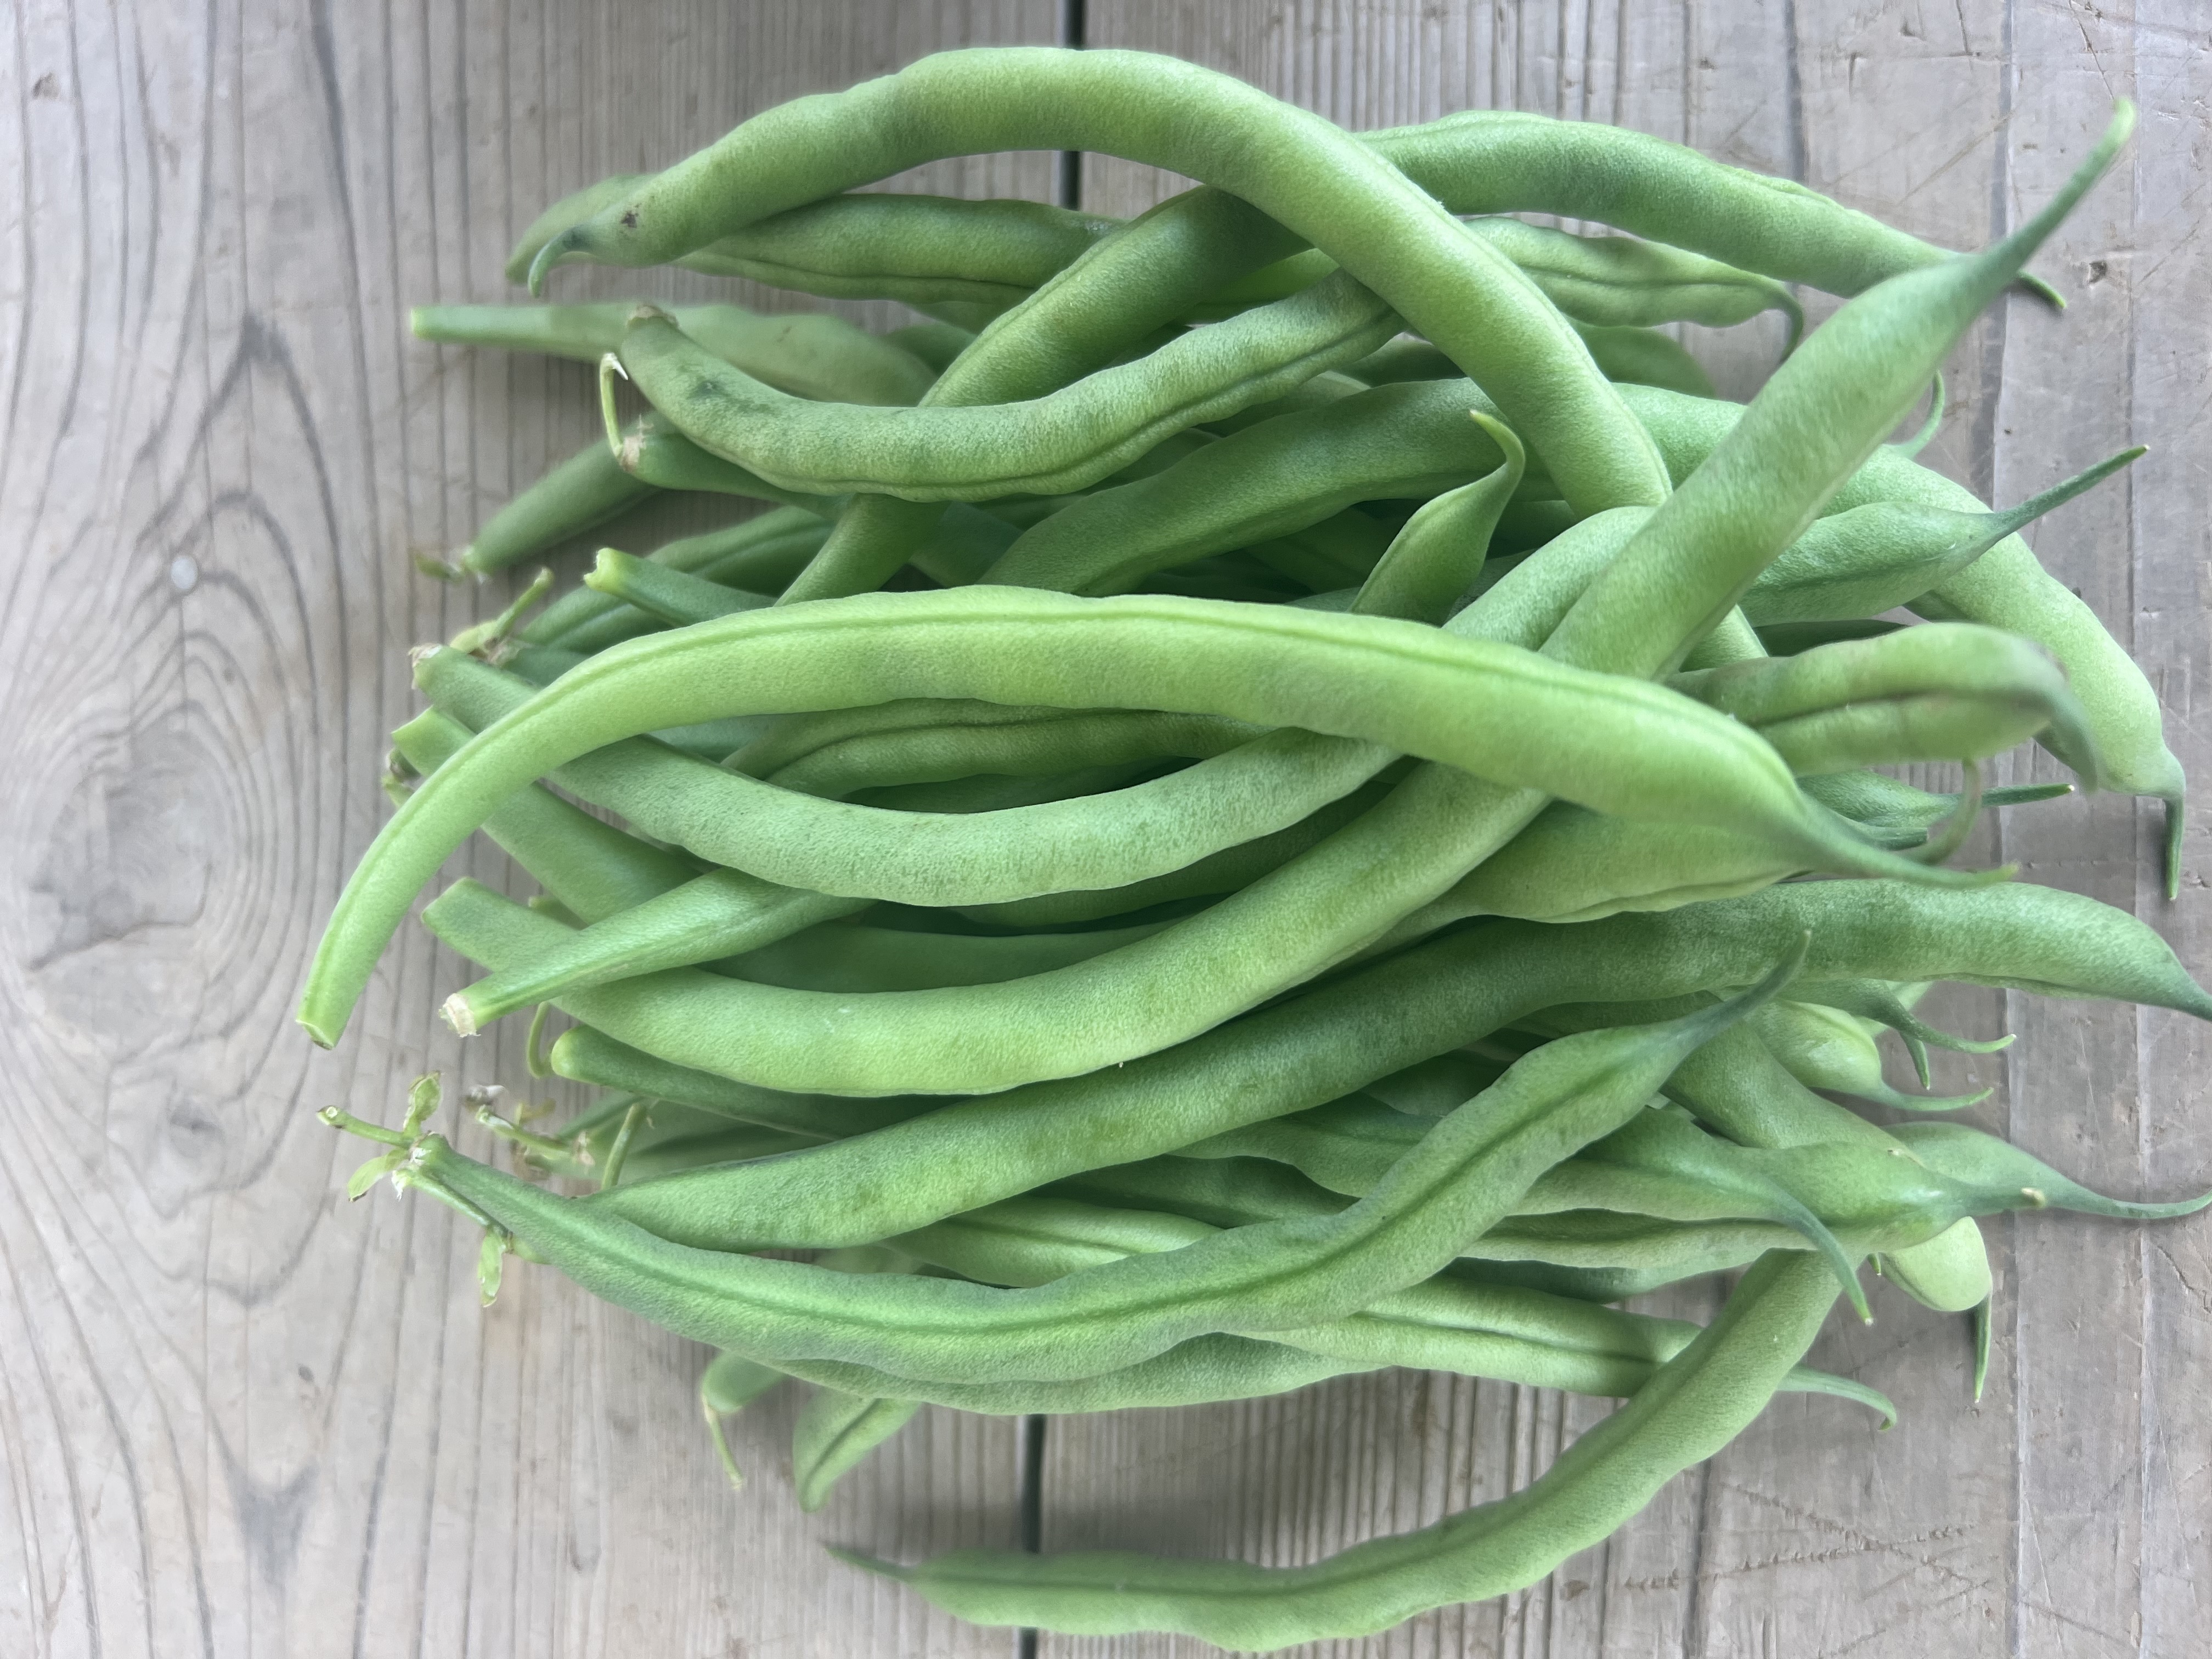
[727, 919, 1172, 994]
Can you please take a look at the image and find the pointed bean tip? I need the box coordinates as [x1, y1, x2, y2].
[825, 1544, 909, 1582]
[524, 232, 572, 297]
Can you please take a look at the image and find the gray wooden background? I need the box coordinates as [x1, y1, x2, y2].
[5, 2, 2208, 1654]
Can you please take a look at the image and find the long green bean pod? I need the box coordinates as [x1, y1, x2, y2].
[843, 1252, 1844, 1647]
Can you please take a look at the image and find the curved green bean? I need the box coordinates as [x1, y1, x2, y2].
[613, 275, 1408, 502]
[843, 1252, 1842, 1647]
[306, 589, 1965, 1046]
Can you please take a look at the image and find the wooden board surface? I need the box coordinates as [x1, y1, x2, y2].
[2, 3, 2205, 1655]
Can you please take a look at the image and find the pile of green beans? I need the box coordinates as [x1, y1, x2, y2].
[328, 49, 2204, 1650]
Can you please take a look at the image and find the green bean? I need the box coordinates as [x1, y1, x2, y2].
[1543, 108, 2129, 680]
[1364, 112, 2059, 303]
[1750, 1001, 1989, 1113]
[613, 275, 1409, 502]
[1738, 447, 2143, 625]
[414, 301, 935, 405]
[1801, 769, 2069, 840]
[780, 1336, 1369, 1416]
[728, 919, 1172, 994]
[507, 184, 1117, 310]
[386, 710, 693, 921]
[793, 1387, 923, 1512]
[885, 321, 977, 373]
[1887, 1122, 2211, 1221]
[1667, 622, 2096, 782]
[787, 1251, 929, 1513]
[1875, 1219, 1993, 1314]
[413, 644, 1396, 916]
[1348, 417, 1523, 623]
[1184, 1094, 1865, 1313]
[983, 379, 1521, 595]
[304, 588, 1966, 1045]
[582, 548, 771, 627]
[549, 1025, 928, 1142]
[395, 962, 1797, 1384]
[1797, 979, 2015, 1077]
[847, 760, 1170, 815]
[1047, 1156, 1742, 1305]
[1753, 619, 1901, 654]
[1460, 217, 1802, 339]
[484, 882, 2212, 1251]
[950, 769, 1408, 929]
[601, 400, 843, 515]
[843, 1252, 1844, 1646]
[447, 437, 654, 578]
[440, 869, 861, 1036]
[522, 509, 830, 648]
